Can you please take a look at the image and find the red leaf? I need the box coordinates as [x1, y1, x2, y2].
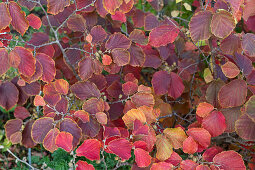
[196, 165, 211, 170]
[0, 3, 12, 31]
[27, 14, 42, 29]
[76, 160, 95, 170]
[211, 10, 235, 39]
[183, 136, 198, 154]
[213, 151, 246, 170]
[36, 53, 56, 83]
[43, 128, 60, 153]
[132, 119, 149, 136]
[202, 146, 223, 162]
[38, 45, 55, 59]
[122, 81, 138, 96]
[67, 14, 86, 32]
[220, 34, 241, 55]
[196, 102, 214, 118]
[0, 48, 10, 75]
[103, 0, 122, 14]
[14, 106, 30, 120]
[152, 71, 184, 99]
[133, 141, 148, 151]
[243, 0, 255, 21]
[218, 79, 247, 108]
[221, 61, 240, 78]
[165, 151, 182, 166]
[149, 24, 179, 47]
[0, 81, 19, 111]
[76, 139, 101, 160]
[56, 131, 73, 152]
[180, 160, 198, 169]
[13, 46, 36, 77]
[111, 11, 126, 22]
[43, 81, 61, 106]
[151, 162, 173, 170]
[47, 0, 70, 15]
[187, 128, 211, 149]
[108, 138, 132, 160]
[71, 81, 101, 100]
[105, 33, 131, 50]
[76, 0, 95, 12]
[59, 118, 82, 148]
[189, 11, 213, 43]
[202, 111, 226, 137]
[8, 2, 29, 35]
[21, 61, 43, 83]
[74, 110, 90, 123]
[134, 148, 151, 168]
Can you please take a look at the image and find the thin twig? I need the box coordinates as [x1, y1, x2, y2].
[5, 148, 39, 170]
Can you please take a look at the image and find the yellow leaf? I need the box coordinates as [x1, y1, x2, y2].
[204, 68, 213, 83]
[156, 134, 173, 161]
[176, 0, 182, 3]
[171, 10, 180, 17]
[163, 127, 187, 149]
[183, 3, 192, 11]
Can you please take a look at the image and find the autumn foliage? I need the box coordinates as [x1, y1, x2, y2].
[1, 0, 255, 169]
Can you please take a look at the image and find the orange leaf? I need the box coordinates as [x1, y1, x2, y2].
[54, 79, 69, 95]
[95, 112, 108, 125]
[34, 95, 46, 106]
[196, 102, 214, 118]
[221, 61, 240, 78]
[122, 109, 146, 129]
[102, 54, 112, 66]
